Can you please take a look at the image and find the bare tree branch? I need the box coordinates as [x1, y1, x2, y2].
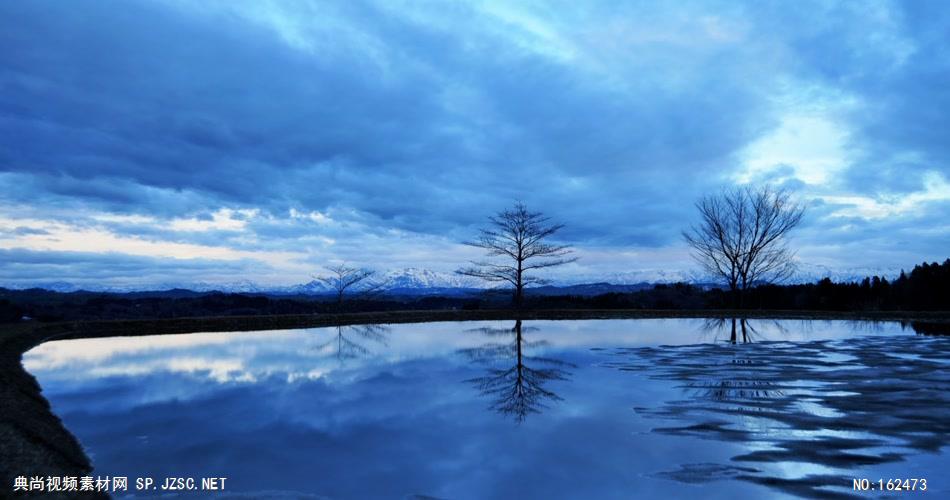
[315, 263, 384, 306]
[457, 202, 577, 307]
[683, 185, 805, 308]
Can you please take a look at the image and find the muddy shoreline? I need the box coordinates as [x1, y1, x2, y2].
[2, 309, 948, 498]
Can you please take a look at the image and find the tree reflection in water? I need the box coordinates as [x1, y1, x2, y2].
[460, 320, 574, 422]
[313, 324, 390, 362]
[699, 317, 795, 344]
[690, 318, 786, 401]
[910, 321, 950, 336]
[602, 320, 950, 498]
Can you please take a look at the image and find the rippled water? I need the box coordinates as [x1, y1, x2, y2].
[23, 319, 950, 499]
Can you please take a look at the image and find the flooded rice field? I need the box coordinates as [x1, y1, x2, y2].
[23, 319, 950, 499]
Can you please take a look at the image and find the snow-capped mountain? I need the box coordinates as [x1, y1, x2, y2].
[1, 264, 905, 294]
[267, 269, 482, 295]
[552, 269, 695, 286]
[9, 281, 86, 293]
[382, 267, 481, 289]
[279, 280, 334, 295]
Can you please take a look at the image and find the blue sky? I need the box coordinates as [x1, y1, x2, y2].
[1, 0, 948, 287]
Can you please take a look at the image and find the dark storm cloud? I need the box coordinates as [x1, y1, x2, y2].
[0, 248, 265, 285]
[0, 0, 772, 243]
[0, 0, 948, 284]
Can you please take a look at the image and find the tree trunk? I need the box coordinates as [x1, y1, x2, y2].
[514, 319, 524, 389]
[515, 257, 524, 308]
[739, 278, 748, 310]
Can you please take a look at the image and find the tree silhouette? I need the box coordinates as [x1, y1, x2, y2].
[687, 317, 787, 401]
[316, 264, 385, 307]
[457, 202, 576, 307]
[700, 317, 774, 344]
[461, 320, 574, 422]
[313, 324, 390, 362]
[683, 185, 805, 308]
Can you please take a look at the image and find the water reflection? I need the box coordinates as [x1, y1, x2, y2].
[21, 319, 946, 498]
[683, 318, 787, 402]
[460, 320, 575, 422]
[698, 317, 799, 344]
[910, 321, 950, 336]
[312, 324, 390, 362]
[603, 327, 950, 498]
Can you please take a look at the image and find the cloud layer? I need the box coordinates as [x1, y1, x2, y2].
[1, 0, 948, 286]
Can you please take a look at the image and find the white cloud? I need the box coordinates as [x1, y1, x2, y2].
[738, 113, 853, 185]
[821, 171, 950, 219]
[169, 208, 259, 232]
[289, 208, 332, 225]
[0, 208, 308, 281]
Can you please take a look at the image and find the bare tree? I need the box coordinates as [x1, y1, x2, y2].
[457, 202, 577, 307]
[683, 185, 805, 308]
[316, 263, 384, 306]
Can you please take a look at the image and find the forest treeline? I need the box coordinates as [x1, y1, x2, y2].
[1, 259, 947, 323]
[553, 259, 950, 311]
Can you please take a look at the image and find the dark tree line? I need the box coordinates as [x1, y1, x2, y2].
[745, 259, 950, 311]
[2, 259, 948, 323]
[524, 259, 950, 312]
[0, 289, 476, 323]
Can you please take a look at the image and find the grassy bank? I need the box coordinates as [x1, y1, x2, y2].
[2, 309, 949, 498]
[0, 322, 108, 499]
[18, 308, 950, 341]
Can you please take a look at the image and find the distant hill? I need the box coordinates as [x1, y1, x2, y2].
[2, 259, 947, 323]
[0, 264, 903, 296]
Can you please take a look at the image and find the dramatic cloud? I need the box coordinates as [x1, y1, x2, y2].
[1, 0, 947, 287]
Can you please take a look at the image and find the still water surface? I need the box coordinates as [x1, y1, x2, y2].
[24, 319, 950, 499]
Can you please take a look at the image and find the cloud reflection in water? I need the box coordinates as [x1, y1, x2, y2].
[22, 319, 947, 498]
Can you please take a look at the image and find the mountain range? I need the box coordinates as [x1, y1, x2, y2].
[1, 265, 904, 295]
